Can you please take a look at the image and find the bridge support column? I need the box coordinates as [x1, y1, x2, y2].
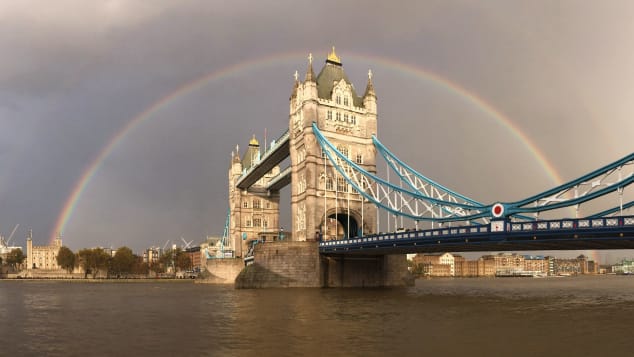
[322, 254, 414, 288]
[234, 241, 413, 288]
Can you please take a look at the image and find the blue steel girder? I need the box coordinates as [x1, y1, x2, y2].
[314, 122, 634, 223]
[236, 130, 290, 189]
[373, 135, 534, 222]
[588, 200, 634, 218]
[502, 154, 634, 217]
[312, 123, 491, 224]
[373, 135, 483, 207]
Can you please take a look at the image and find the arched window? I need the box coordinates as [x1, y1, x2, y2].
[336, 112, 341, 121]
[327, 110, 332, 120]
[336, 95, 341, 105]
[344, 96, 349, 106]
[326, 177, 334, 191]
[298, 174, 306, 193]
[337, 177, 349, 192]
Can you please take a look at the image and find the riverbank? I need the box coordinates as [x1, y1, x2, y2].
[0, 277, 196, 283]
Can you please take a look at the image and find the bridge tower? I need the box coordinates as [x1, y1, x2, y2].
[228, 136, 281, 257]
[289, 48, 378, 242]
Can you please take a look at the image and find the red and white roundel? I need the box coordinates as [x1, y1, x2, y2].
[492, 203, 505, 218]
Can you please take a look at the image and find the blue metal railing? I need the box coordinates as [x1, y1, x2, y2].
[319, 215, 634, 249]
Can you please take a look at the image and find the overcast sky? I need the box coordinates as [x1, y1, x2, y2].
[1, 1, 633, 262]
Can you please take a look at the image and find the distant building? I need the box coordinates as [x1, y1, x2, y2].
[413, 253, 456, 277]
[201, 236, 226, 259]
[143, 247, 162, 266]
[552, 255, 590, 275]
[458, 260, 479, 277]
[26, 230, 62, 270]
[103, 247, 116, 258]
[184, 246, 201, 272]
[611, 259, 634, 274]
[410, 252, 602, 278]
[587, 260, 600, 274]
[453, 254, 465, 276]
[477, 256, 497, 277]
[524, 255, 549, 275]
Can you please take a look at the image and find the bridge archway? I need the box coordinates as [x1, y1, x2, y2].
[323, 211, 360, 240]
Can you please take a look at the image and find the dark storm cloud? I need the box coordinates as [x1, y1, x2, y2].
[1, 1, 633, 263]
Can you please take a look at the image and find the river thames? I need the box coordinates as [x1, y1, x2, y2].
[1, 275, 633, 356]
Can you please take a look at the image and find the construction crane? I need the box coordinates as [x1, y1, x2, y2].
[180, 237, 193, 250]
[1, 224, 20, 254]
[6, 224, 19, 245]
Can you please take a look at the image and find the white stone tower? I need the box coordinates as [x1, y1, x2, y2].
[228, 137, 281, 257]
[289, 48, 378, 241]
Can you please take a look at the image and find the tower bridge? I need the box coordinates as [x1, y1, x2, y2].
[225, 48, 634, 288]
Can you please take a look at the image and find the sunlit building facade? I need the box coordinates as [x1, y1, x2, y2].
[26, 230, 62, 270]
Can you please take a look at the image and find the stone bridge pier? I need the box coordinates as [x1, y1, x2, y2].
[235, 241, 413, 288]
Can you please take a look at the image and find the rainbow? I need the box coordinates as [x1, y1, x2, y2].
[51, 50, 565, 243]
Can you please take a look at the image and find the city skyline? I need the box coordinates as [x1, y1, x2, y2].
[2, 1, 633, 262]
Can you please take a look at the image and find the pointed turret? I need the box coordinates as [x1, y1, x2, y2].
[302, 53, 318, 99]
[304, 53, 315, 82]
[363, 69, 376, 98]
[241, 135, 261, 169]
[290, 70, 300, 98]
[363, 69, 377, 114]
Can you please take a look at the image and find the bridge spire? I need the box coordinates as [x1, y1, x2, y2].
[326, 46, 341, 65]
[290, 70, 299, 100]
[304, 53, 315, 82]
[364, 69, 376, 98]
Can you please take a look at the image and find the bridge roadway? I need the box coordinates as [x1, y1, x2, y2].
[236, 130, 290, 190]
[319, 215, 634, 255]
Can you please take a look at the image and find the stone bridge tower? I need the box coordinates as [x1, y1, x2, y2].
[289, 48, 378, 242]
[228, 137, 281, 257]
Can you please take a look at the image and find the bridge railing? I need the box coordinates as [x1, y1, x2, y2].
[320, 225, 491, 248]
[319, 215, 634, 248]
[507, 216, 634, 232]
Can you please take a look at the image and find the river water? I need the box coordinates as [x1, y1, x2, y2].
[1, 275, 633, 356]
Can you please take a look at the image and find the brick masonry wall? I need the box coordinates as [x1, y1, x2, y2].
[236, 241, 322, 288]
[235, 240, 413, 288]
[201, 258, 245, 284]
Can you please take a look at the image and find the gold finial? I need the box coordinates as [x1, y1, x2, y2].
[294, 70, 298, 81]
[308, 53, 313, 65]
[249, 135, 259, 146]
[368, 69, 373, 80]
[327, 46, 341, 64]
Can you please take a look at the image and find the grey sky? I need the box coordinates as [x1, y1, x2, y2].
[1, 1, 633, 262]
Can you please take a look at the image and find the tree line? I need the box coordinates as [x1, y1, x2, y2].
[1, 246, 192, 278]
[57, 246, 193, 278]
[1, 248, 26, 271]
